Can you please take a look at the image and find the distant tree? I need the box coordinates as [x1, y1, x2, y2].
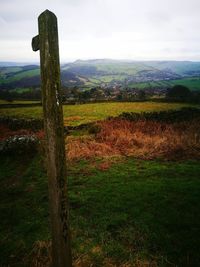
[71, 87, 80, 100]
[117, 93, 123, 101]
[90, 88, 104, 100]
[79, 90, 91, 100]
[138, 90, 146, 101]
[167, 85, 192, 101]
[104, 89, 111, 97]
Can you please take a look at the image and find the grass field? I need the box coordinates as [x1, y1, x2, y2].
[1, 101, 200, 266]
[0, 102, 196, 126]
[169, 77, 200, 90]
[128, 77, 200, 91]
[0, 155, 200, 266]
[0, 69, 40, 84]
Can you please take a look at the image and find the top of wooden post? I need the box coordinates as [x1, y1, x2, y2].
[38, 9, 57, 20]
[32, 10, 57, 52]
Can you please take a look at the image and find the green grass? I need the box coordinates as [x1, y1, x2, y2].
[128, 77, 200, 91]
[0, 102, 196, 126]
[0, 155, 49, 267]
[12, 69, 40, 80]
[85, 74, 128, 86]
[12, 88, 32, 93]
[0, 67, 22, 75]
[1, 155, 200, 266]
[0, 69, 40, 84]
[95, 62, 151, 75]
[169, 77, 200, 91]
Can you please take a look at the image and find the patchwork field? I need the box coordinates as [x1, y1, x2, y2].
[128, 77, 200, 91]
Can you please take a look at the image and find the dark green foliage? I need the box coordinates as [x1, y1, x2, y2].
[119, 107, 200, 123]
[0, 116, 43, 131]
[138, 90, 146, 101]
[167, 85, 192, 100]
[0, 155, 49, 267]
[0, 88, 41, 101]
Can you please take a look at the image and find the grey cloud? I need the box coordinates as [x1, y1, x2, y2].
[1, 0, 200, 61]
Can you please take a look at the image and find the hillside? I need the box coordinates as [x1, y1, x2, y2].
[1, 103, 200, 266]
[1, 59, 200, 93]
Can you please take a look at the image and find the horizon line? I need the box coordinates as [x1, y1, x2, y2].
[1, 58, 200, 65]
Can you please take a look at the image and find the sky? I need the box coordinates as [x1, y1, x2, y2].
[1, 0, 200, 62]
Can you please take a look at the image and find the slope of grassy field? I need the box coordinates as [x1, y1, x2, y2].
[1, 155, 200, 266]
[0, 102, 197, 126]
[1, 101, 200, 266]
[0, 69, 40, 84]
[169, 77, 200, 90]
[144, 61, 200, 75]
[63, 60, 151, 75]
[128, 77, 200, 91]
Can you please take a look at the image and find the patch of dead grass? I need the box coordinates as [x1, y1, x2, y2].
[67, 118, 200, 161]
[27, 240, 158, 267]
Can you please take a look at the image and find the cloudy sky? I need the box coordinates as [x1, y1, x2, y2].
[1, 0, 200, 62]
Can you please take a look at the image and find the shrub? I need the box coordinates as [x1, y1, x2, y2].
[0, 117, 43, 131]
[119, 107, 200, 123]
[88, 124, 101, 135]
[167, 85, 192, 100]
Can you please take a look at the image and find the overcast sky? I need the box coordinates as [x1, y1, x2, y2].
[1, 0, 200, 62]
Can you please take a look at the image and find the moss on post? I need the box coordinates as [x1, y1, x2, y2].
[33, 10, 72, 267]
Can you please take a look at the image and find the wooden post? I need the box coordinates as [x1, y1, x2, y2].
[32, 10, 72, 267]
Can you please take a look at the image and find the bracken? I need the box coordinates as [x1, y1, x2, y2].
[67, 118, 200, 161]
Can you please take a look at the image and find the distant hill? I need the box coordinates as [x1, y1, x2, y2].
[0, 62, 39, 67]
[1, 59, 200, 91]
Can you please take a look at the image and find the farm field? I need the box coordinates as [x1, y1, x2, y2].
[128, 77, 200, 91]
[0, 101, 197, 126]
[0, 68, 40, 82]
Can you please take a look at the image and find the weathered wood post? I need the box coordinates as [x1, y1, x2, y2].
[32, 10, 72, 267]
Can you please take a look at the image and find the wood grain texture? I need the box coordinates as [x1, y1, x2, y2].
[37, 9, 72, 267]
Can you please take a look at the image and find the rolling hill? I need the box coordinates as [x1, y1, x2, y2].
[1, 59, 200, 92]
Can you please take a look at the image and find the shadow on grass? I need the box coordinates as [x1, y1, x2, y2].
[0, 155, 200, 266]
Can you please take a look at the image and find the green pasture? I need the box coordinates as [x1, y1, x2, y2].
[0, 155, 200, 266]
[0, 102, 196, 126]
[169, 77, 200, 90]
[128, 77, 200, 91]
[0, 69, 40, 84]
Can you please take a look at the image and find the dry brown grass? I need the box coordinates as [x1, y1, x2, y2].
[25, 240, 52, 267]
[67, 118, 200, 161]
[27, 240, 158, 267]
